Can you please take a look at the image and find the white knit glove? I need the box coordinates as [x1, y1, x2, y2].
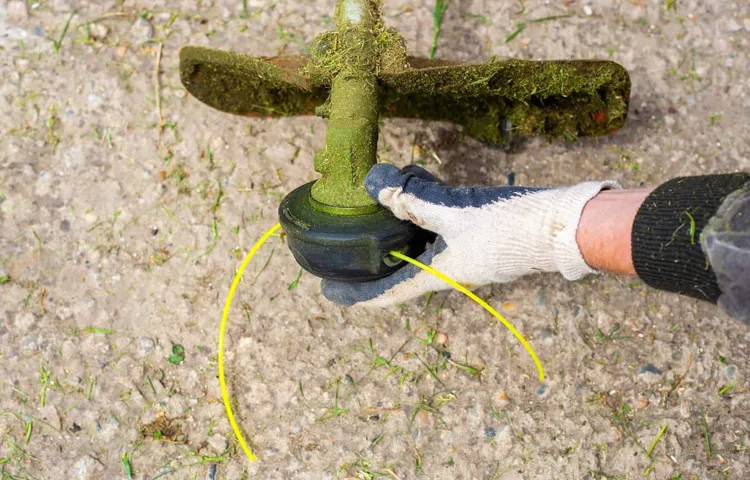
[321, 164, 619, 307]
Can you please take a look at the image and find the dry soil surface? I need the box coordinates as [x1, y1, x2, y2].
[1, 0, 750, 479]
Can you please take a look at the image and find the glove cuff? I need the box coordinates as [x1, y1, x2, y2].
[553, 181, 621, 280]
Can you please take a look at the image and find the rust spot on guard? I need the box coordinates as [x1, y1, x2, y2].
[591, 109, 608, 125]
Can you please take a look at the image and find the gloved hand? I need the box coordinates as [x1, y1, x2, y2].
[321, 163, 619, 307]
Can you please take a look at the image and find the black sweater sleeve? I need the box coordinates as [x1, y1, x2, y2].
[631, 173, 750, 302]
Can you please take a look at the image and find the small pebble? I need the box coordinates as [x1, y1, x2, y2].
[440, 350, 451, 360]
[484, 426, 496, 439]
[138, 337, 155, 356]
[207, 433, 228, 454]
[638, 364, 663, 384]
[725, 364, 737, 380]
[412, 144, 422, 159]
[342, 374, 354, 385]
[74, 455, 101, 480]
[97, 417, 120, 441]
[583, 5, 593, 16]
[415, 409, 434, 429]
[536, 383, 548, 397]
[7, 1, 29, 20]
[151, 226, 159, 236]
[15, 58, 29, 71]
[22, 333, 41, 352]
[639, 364, 663, 376]
[89, 23, 108, 40]
[434, 332, 448, 345]
[728, 19, 742, 33]
[129, 17, 154, 43]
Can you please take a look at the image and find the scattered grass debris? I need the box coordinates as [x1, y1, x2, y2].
[700, 411, 712, 459]
[647, 423, 668, 457]
[122, 452, 134, 479]
[505, 14, 572, 44]
[718, 382, 736, 396]
[76, 327, 115, 335]
[138, 413, 187, 443]
[39, 364, 52, 408]
[316, 380, 349, 422]
[288, 269, 303, 291]
[429, 0, 451, 59]
[166, 344, 186, 365]
[48, 9, 77, 54]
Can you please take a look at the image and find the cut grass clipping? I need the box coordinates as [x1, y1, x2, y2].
[48, 9, 77, 54]
[219, 223, 544, 463]
[430, 0, 450, 59]
[505, 14, 571, 44]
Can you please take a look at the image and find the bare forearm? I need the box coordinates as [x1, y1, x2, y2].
[574, 173, 750, 326]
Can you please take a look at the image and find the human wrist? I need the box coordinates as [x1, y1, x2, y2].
[575, 188, 652, 276]
[550, 181, 622, 280]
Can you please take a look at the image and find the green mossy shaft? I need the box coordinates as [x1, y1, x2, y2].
[309, 0, 383, 209]
[312, 74, 380, 208]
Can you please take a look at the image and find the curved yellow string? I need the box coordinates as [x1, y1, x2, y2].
[220, 223, 544, 465]
[388, 251, 545, 381]
[218, 222, 281, 463]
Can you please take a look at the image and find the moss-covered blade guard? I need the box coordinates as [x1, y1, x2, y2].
[179, 46, 326, 117]
[179, 46, 630, 143]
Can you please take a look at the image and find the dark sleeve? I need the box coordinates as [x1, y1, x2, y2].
[631, 173, 750, 302]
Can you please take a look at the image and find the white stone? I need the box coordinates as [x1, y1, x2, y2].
[208, 433, 228, 454]
[15, 311, 36, 332]
[89, 23, 108, 40]
[129, 17, 154, 43]
[74, 456, 101, 480]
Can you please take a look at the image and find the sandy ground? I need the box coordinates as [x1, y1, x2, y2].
[1, 0, 750, 479]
